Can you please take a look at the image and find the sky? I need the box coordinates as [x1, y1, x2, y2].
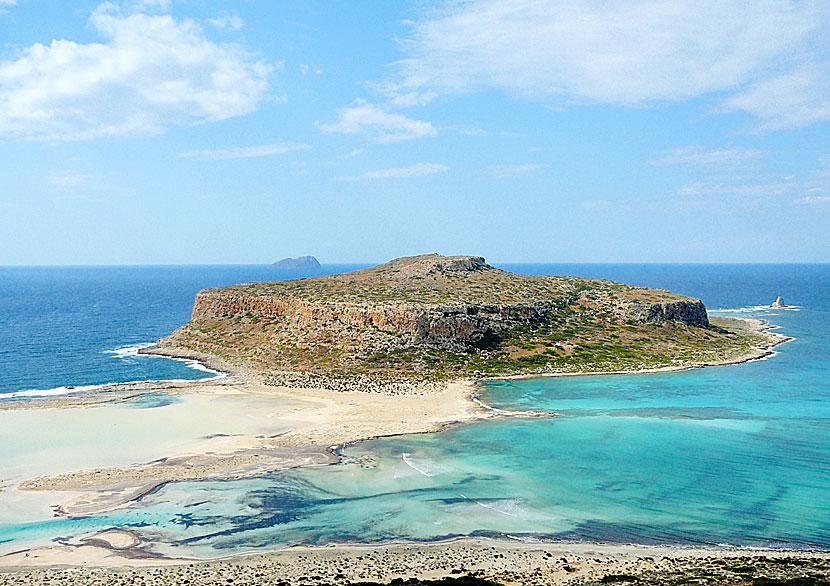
[0, 0, 829, 265]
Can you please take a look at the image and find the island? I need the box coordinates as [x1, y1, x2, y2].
[268, 255, 322, 274]
[0, 254, 800, 585]
[149, 253, 777, 387]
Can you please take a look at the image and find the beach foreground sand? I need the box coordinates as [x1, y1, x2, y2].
[1, 535, 829, 585]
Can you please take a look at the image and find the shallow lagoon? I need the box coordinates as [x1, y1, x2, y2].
[0, 390, 306, 545]
[140, 306, 830, 555]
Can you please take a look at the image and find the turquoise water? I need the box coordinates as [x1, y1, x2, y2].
[1, 264, 829, 555]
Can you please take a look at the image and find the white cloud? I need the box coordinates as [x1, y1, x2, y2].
[341, 163, 449, 180]
[457, 127, 487, 136]
[299, 64, 322, 76]
[486, 163, 549, 178]
[48, 170, 94, 188]
[0, 3, 271, 141]
[722, 64, 830, 130]
[677, 181, 792, 198]
[179, 142, 309, 160]
[317, 101, 437, 142]
[651, 146, 763, 166]
[391, 0, 830, 129]
[794, 195, 830, 204]
[673, 153, 830, 206]
[207, 14, 244, 31]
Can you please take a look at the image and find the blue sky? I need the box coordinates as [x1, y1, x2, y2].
[1, 0, 828, 264]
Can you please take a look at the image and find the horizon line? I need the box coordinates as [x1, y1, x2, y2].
[2, 261, 829, 268]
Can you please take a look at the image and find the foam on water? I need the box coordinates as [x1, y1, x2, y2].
[107, 342, 227, 380]
[713, 305, 801, 313]
[2, 384, 104, 400]
[400, 452, 450, 477]
[1, 347, 225, 401]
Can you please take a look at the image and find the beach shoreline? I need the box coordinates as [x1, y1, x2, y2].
[2, 533, 829, 585]
[0, 314, 798, 575]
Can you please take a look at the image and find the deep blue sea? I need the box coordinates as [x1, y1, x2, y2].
[1, 263, 829, 555]
[0, 265, 365, 397]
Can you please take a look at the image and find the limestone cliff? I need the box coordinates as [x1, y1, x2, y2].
[156, 254, 751, 379]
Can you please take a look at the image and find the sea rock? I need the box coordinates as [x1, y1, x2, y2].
[269, 255, 322, 272]
[771, 296, 787, 308]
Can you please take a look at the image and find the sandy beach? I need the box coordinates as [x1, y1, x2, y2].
[0, 314, 802, 582]
[1, 376, 491, 521]
[2, 534, 829, 585]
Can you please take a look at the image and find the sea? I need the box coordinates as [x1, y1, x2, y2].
[1, 263, 829, 556]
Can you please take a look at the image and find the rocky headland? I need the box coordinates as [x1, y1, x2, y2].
[144, 254, 777, 387]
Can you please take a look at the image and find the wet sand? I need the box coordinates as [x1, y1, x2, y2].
[2, 377, 488, 520]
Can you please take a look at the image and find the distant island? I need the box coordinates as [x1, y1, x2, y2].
[150, 254, 780, 387]
[268, 255, 321, 273]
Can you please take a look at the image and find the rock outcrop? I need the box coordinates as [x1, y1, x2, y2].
[771, 296, 787, 308]
[182, 255, 710, 357]
[635, 300, 709, 327]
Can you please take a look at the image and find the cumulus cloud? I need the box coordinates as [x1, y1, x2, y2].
[650, 146, 764, 167]
[0, 3, 271, 141]
[179, 142, 309, 160]
[317, 101, 437, 142]
[391, 0, 830, 129]
[340, 163, 448, 180]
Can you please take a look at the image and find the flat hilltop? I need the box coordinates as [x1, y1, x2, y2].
[148, 254, 777, 385]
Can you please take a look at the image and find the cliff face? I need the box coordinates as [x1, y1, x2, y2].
[155, 255, 764, 379]
[184, 255, 709, 355]
[638, 300, 709, 327]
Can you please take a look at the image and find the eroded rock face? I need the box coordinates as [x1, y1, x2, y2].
[637, 300, 710, 327]
[189, 290, 709, 353]
[158, 255, 739, 378]
[426, 256, 487, 274]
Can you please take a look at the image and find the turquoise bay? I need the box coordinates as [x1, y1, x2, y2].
[1, 264, 829, 556]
